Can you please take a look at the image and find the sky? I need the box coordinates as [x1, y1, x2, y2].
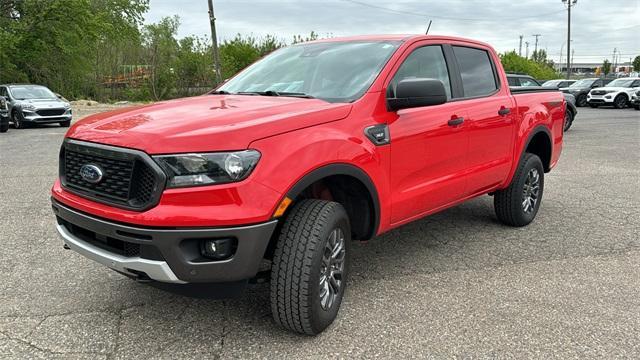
[145, 0, 639, 65]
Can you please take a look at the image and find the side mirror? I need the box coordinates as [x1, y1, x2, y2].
[387, 78, 447, 111]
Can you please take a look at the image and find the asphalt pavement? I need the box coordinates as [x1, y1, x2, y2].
[0, 107, 638, 359]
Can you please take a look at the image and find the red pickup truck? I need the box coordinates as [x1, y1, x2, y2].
[52, 35, 564, 335]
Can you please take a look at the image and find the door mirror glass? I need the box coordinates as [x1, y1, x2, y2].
[387, 78, 447, 111]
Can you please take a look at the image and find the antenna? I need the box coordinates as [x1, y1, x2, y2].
[425, 20, 432, 35]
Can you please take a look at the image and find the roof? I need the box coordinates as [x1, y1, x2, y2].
[306, 34, 495, 49]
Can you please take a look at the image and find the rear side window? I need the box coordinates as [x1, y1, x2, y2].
[389, 45, 452, 99]
[507, 77, 519, 86]
[520, 78, 539, 87]
[453, 46, 498, 97]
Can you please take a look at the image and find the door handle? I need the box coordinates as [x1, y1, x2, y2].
[447, 117, 464, 126]
[498, 107, 511, 116]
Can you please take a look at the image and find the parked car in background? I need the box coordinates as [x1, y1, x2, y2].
[587, 78, 640, 108]
[560, 78, 612, 107]
[0, 84, 72, 129]
[631, 90, 640, 110]
[506, 73, 541, 87]
[507, 74, 576, 132]
[0, 96, 8, 133]
[542, 79, 576, 89]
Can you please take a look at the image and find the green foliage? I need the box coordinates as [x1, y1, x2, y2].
[632, 56, 640, 72]
[500, 51, 558, 80]
[602, 59, 611, 75]
[219, 34, 287, 80]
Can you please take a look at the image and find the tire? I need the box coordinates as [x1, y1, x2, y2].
[588, 103, 599, 108]
[563, 110, 573, 132]
[634, 105, 639, 110]
[270, 199, 351, 335]
[613, 95, 627, 109]
[494, 153, 544, 227]
[0, 118, 8, 133]
[59, 120, 71, 127]
[576, 94, 587, 107]
[11, 109, 24, 129]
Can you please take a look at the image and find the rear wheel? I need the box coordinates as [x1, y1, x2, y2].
[270, 199, 350, 335]
[613, 95, 627, 109]
[576, 94, 587, 107]
[494, 153, 544, 227]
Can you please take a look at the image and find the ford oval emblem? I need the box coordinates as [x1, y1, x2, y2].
[80, 164, 104, 184]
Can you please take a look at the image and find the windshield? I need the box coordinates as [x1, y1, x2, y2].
[542, 80, 561, 87]
[605, 79, 635, 88]
[9, 86, 57, 100]
[570, 79, 595, 88]
[218, 40, 401, 102]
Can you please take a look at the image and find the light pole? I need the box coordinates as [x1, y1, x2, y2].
[562, 0, 577, 79]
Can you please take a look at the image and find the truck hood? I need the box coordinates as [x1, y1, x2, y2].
[67, 95, 352, 154]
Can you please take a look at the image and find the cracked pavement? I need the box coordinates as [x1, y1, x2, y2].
[1, 107, 639, 358]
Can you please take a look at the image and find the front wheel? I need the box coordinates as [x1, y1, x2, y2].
[270, 199, 350, 335]
[11, 110, 24, 129]
[576, 94, 587, 107]
[494, 153, 544, 227]
[563, 110, 574, 132]
[613, 95, 627, 109]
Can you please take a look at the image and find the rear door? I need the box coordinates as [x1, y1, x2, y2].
[450, 45, 516, 195]
[387, 43, 469, 224]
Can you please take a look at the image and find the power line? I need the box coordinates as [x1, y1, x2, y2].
[340, 0, 565, 22]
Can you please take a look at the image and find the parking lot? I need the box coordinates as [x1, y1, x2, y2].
[0, 107, 638, 358]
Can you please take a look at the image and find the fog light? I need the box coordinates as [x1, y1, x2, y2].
[200, 238, 237, 260]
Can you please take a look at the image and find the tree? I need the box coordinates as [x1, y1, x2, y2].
[143, 16, 180, 100]
[633, 55, 640, 72]
[500, 51, 558, 80]
[602, 59, 611, 76]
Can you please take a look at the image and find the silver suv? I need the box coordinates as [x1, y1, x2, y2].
[0, 84, 72, 129]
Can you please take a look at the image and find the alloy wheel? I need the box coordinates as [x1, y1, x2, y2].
[319, 227, 345, 311]
[522, 168, 540, 213]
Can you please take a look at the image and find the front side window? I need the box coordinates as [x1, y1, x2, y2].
[453, 46, 498, 97]
[388, 45, 452, 99]
[218, 40, 400, 103]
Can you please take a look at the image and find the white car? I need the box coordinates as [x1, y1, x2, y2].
[587, 77, 640, 109]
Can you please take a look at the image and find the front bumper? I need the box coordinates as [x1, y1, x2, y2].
[587, 94, 614, 104]
[53, 200, 278, 283]
[22, 110, 71, 123]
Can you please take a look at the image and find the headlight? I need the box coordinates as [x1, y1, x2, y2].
[153, 150, 260, 188]
[21, 103, 36, 111]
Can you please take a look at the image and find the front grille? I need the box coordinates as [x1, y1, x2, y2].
[37, 108, 66, 116]
[591, 90, 606, 95]
[60, 140, 165, 211]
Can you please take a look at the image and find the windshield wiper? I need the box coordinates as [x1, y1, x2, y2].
[209, 90, 233, 95]
[237, 90, 314, 99]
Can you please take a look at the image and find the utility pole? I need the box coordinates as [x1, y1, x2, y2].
[207, 0, 223, 84]
[518, 35, 523, 56]
[562, 0, 577, 79]
[612, 48, 617, 74]
[532, 34, 541, 57]
[525, 42, 530, 59]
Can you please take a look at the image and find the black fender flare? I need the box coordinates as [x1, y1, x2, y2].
[522, 125, 553, 172]
[285, 163, 380, 240]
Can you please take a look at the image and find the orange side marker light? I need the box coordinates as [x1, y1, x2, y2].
[273, 197, 292, 218]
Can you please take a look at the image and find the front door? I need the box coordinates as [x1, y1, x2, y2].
[387, 44, 469, 225]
